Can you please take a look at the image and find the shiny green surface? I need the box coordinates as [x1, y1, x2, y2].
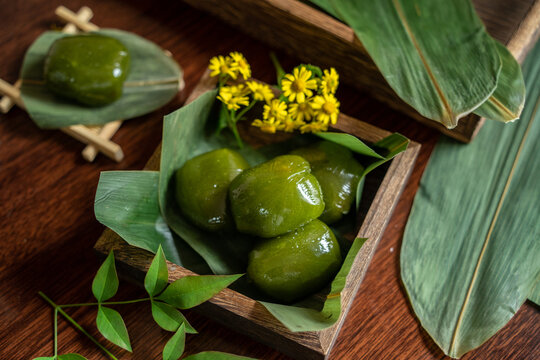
[229, 155, 324, 238]
[44, 34, 130, 106]
[248, 220, 342, 303]
[175, 149, 249, 232]
[291, 141, 364, 224]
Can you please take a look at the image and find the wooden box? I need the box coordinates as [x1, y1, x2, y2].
[94, 71, 421, 360]
[180, 0, 540, 142]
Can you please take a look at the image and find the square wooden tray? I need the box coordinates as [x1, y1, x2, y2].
[94, 71, 421, 360]
[181, 0, 540, 142]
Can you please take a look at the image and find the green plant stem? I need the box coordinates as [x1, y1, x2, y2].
[59, 297, 151, 308]
[54, 308, 58, 358]
[38, 292, 119, 360]
[269, 52, 286, 87]
[227, 114, 244, 149]
[235, 100, 257, 121]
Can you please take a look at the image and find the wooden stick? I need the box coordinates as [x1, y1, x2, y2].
[55, 6, 99, 32]
[0, 79, 21, 114]
[0, 78, 25, 108]
[81, 120, 123, 162]
[62, 6, 93, 34]
[62, 125, 124, 162]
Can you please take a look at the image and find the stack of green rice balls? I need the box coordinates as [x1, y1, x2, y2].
[175, 141, 364, 303]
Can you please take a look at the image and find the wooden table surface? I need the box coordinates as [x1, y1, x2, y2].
[0, 1, 538, 359]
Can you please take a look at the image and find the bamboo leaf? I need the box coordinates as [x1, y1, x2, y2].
[145, 245, 169, 297]
[474, 40, 526, 122]
[401, 41, 540, 358]
[92, 251, 118, 302]
[162, 323, 185, 360]
[183, 352, 258, 360]
[151, 301, 197, 333]
[96, 306, 132, 352]
[261, 238, 366, 331]
[310, 0, 500, 128]
[157, 274, 242, 309]
[20, 29, 181, 128]
[94, 170, 211, 275]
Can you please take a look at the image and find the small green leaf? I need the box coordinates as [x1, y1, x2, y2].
[162, 323, 185, 360]
[58, 354, 88, 360]
[32, 357, 54, 360]
[183, 352, 258, 360]
[145, 245, 169, 297]
[92, 251, 119, 302]
[151, 301, 197, 334]
[157, 274, 242, 309]
[96, 306, 132, 352]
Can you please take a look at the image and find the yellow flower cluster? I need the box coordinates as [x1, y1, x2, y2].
[209, 53, 340, 136]
[209, 52, 251, 81]
[254, 65, 340, 134]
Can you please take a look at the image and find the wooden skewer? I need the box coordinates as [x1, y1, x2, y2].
[62, 6, 93, 34]
[56, 6, 99, 32]
[0, 79, 21, 114]
[62, 125, 124, 162]
[82, 120, 123, 162]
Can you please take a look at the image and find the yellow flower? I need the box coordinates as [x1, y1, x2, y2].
[252, 118, 280, 134]
[288, 99, 314, 123]
[263, 99, 288, 122]
[281, 67, 318, 103]
[311, 94, 340, 125]
[246, 81, 274, 103]
[280, 117, 304, 133]
[209, 55, 237, 80]
[300, 121, 328, 134]
[230, 52, 251, 80]
[321, 68, 339, 95]
[218, 85, 250, 110]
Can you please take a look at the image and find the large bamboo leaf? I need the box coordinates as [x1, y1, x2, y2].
[310, 0, 500, 128]
[401, 41, 540, 358]
[474, 40, 526, 123]
[20, 29, 181, 128]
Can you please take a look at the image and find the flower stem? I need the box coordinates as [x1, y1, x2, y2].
[38, 292, 119, 360]
[236, 100, 257, 122]
[59, 298, 150, 309]
[227, 114, 244, 149]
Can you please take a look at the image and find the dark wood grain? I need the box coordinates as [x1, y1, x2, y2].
[0, 1, 538, 360]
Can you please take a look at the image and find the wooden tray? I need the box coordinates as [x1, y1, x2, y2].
[180, 0, 540, 142]
[94, 71, 421, 360]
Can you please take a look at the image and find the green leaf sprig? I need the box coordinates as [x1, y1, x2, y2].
[35, 246, 251, 360]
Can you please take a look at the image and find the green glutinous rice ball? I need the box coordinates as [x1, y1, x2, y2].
[248, 219, 342, 303]
[175, 148, 249, 232]
[44, 34, 130, 106]
[291, 141, 363, 224]
[229, 155, 325, 238]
